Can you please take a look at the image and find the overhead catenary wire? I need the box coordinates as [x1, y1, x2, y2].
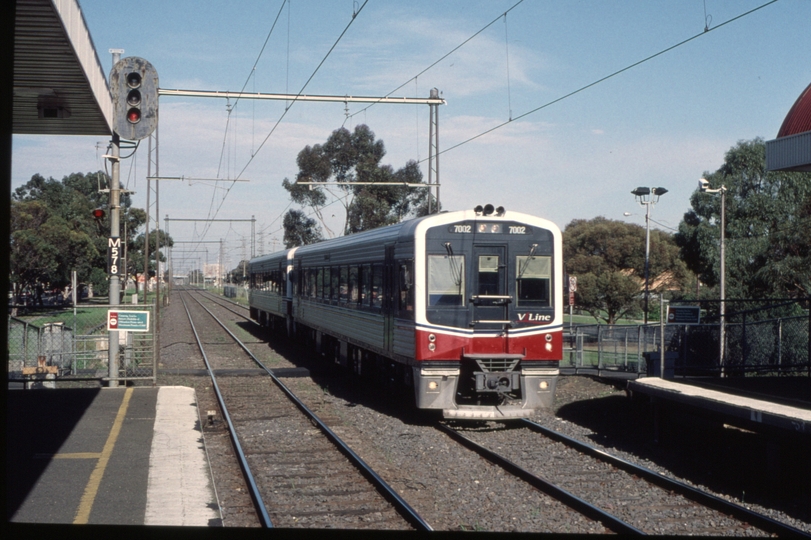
[346, 0, 526, 121]
[430, 0, 780, 161]
[198, 0, 369, 243]
[199, 1, 369, 243]
[217, 0, 510, 241]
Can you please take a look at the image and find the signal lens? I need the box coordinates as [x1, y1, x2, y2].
[126, 72, 142, 88]
[92, 208, 105, 219]
[127, 108, 141, 124]
[127, 90, 141, 107]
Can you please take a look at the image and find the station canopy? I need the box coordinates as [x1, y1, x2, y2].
[13, 0, 112, 136]
[766, 81, 811, 172]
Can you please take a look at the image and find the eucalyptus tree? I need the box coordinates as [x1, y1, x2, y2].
[10, 171, 147, 299]
[564, 216, 688, 324]
[281, 124, 435, 240]
[675, 138, 811, 304]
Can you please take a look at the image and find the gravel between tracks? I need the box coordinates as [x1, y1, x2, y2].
[158, 291, 811, 533]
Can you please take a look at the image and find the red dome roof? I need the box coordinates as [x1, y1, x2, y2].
[777, 81, 811, 138]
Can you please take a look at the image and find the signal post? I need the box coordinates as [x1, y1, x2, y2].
[106, 56, 158, 386]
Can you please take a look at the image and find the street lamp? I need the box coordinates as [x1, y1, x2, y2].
[631, 186, 668, 324]
[698, 178, 727, 377]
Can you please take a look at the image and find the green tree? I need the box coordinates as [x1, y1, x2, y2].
[10, 200, 94, 303]
[228, 260, 250, 284]
[281, 124, 435, 238]
[675, 139, 811, 304]
[10, 172, 146, 300]
[283, 209, 323, 248]
[564, 216, 688, 324]
[127, 229, 174, 288]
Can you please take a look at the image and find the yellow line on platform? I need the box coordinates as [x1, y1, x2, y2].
[73, 387, 134, 525]
[35, 452, 102, 459]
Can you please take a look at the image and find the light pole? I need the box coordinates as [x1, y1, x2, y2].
[631, 187, 668, 324]
[699, 178, 727, 377]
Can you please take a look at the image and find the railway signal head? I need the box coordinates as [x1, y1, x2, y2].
[92, 208, 106, 220]
[110, 57, 159, 140]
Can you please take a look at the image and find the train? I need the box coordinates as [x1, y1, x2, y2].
[248, 204, 563, 419]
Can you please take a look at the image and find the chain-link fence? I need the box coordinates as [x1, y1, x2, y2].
[563, 311, 810, 378]
[8, 304, 155, 387]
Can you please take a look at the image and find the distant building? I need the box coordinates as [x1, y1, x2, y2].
[766, 81, 811, 172]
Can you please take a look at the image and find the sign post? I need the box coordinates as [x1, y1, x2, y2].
[667, 305, 701, 325]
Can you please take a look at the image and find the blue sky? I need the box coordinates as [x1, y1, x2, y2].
[11, 0, 811, 273]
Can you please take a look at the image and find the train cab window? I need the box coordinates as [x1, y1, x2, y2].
[371, 264, 383, 309]
[349, 266, 359, 304]
[428, 255, 465, 307]
[516, 255, 551, 306]
[477, 255, 500, 296]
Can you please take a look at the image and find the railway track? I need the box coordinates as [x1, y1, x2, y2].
[177, 289, 431, 530]
[161, 288, 810, 533]
[441, 420, 811, 537]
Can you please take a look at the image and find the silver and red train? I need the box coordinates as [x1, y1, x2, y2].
[248, 205, 562, 419]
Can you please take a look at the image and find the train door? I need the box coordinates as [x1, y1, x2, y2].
[471, 245, 508, 329]
[383, 245, 395, 352]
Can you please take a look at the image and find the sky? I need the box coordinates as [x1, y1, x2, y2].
[10, 0, 811, 274]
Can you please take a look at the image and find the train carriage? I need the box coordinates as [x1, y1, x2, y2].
[249, 205, 562, 419]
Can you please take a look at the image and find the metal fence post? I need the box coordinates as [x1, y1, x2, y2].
[597, 324, 603, 369]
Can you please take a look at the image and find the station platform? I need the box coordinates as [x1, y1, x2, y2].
[626, 376, 811, 438]
[6, 386, 220, 527]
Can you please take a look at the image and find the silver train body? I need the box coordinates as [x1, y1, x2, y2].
[248, 207, 563, 419]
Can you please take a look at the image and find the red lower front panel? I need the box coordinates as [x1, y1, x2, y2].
[415, 327, 562, 362]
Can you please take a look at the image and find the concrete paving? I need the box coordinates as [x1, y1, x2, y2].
[6, 386, 220, 526]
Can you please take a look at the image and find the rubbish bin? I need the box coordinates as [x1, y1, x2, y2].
[645, 352, 677, 379]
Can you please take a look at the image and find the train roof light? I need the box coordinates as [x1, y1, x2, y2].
[483, 204, 495, 215]
[474, 205, 483, 215]
[495, 206, 505, 216]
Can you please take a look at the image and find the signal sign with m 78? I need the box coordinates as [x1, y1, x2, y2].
[108, 237, 121, 277]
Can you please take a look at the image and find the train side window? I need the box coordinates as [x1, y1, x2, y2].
[516, 255, 551, 306]
[371, 264, 383, 309]
[331, 266, 340, 303]
[307, 268, 316, 298]
[349, 266, 359, 305]
[428, 255, 465, 307]
[339, 266, 348, 304]
[398, 261, 414, 317]
[317, 267, 325, 299]
[360, 265, 371, 307]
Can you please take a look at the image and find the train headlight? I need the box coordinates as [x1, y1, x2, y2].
[428, 333, 436, 342]
[540, 381, 548, 390]
[428, 381, 438, 390]
[428, 343, 436, 351]
[545, 343, 553, 351]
